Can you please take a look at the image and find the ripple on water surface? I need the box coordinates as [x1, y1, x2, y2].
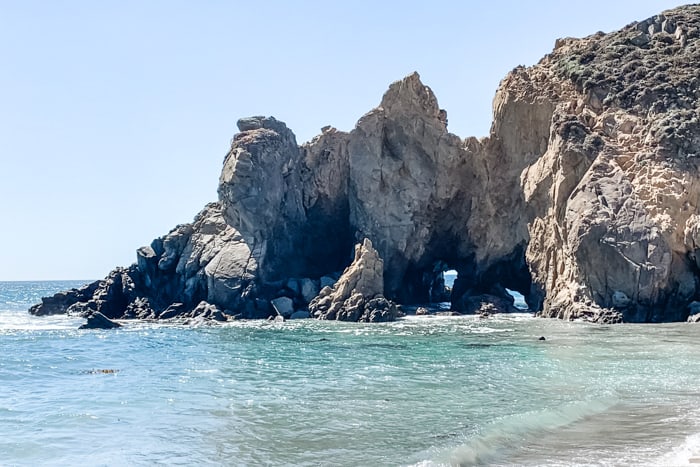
[3, 282, 700, 466]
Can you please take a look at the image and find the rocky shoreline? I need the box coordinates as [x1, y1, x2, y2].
[31, 5, 700, 325]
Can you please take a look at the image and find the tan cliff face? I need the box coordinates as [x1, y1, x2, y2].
[29, 4, 700, 323]
[517, 5, 700, 321]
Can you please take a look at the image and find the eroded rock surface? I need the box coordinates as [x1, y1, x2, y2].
[309, 239, 398, 322]
[30, 5, 700, 323]
[521, 5, 700, 321]
[30, 204, 269, 321]
[218, 117, 352, 282]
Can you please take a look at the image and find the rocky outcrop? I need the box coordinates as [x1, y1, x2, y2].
[521, 5, 700, 322]
[30, 204, 270, 321]
[29, 5, 700, 324]
[309, 239, 398, 322]
[216, 72, 530, 312]
[218, 117, 352, 282]
[29, 281, 100, 316]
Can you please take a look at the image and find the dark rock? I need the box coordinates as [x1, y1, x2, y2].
[29, 281, 100, 316]
[454, 294, 519, 315]
[580, 308, 625, 324]
[191, 301, 226, 321]
[123, 297, 155, 319]
[360, 296, 399, 323]
[159, 303, 186, 320]
[299, 278, 319, 304]
[687, 301, 700, 322]
[271, 296, 295, 318]
[79, 312, 121, 330]
[290, 310, 311, 320]
[319, 276, 337, 290]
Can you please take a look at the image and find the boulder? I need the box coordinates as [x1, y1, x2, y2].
[319, 276, 336, 290]
[687, 301, 700, 322]
[159, 302, 186, 320]
[581, 308, 625, 325]
[123, 297, 156, 319]
[299, 279, 319, 304]
[286, 279, 300, 296]
[79, 312, 121, 330]
[453, 294, 520, 315]
[190, 301, 227, 321]
[290, 310, 311, 320]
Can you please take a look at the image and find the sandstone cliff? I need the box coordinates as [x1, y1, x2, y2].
[30, 5, 700, 323]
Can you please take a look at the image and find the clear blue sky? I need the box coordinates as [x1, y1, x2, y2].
[0, 1, 683, 280]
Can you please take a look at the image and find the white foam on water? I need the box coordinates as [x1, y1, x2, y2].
[419, 397, 618, 466]
[657, 432, 700, 466]
[0, 309, 83, 331]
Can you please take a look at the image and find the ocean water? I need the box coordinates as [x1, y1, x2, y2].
[2, 281, 700, 466]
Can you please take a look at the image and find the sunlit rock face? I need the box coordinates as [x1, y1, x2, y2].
[31, 5, 700, 323]
[520, 5, 700, 322]
[216, 72, 536, 310]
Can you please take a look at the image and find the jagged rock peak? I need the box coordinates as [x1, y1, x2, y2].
[379, 72, 444, 123]
[336, 238, 384, 299]
[236, 115, 291, 134]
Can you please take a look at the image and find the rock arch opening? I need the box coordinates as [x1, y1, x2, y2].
[394, 246, 535, 314]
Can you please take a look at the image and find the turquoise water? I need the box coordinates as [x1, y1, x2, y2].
[2, 281, 700, 466]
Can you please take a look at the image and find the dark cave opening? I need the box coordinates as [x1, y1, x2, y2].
[397, 246, 536, 313]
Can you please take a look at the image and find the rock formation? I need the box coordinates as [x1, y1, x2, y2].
[309, 239, 398, 322]
[31, 204, 271, 321]
[521, 6, 700, 322]
[79, 312, 121, 330]
[29, 5, 700, 323]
